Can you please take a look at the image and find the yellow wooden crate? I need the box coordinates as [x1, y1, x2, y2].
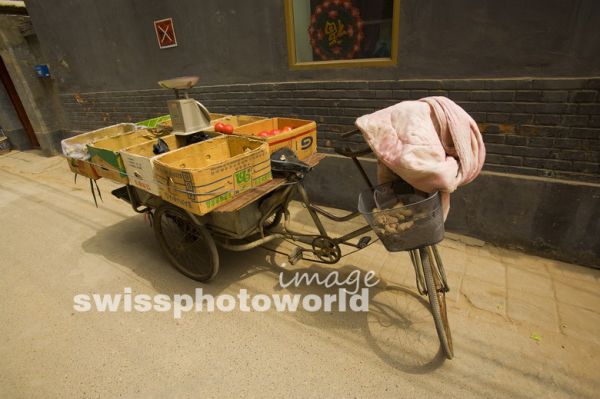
[210, 115, 266, 128]
[153, 135, 272, 215]
[156, 113, 230, 128]
[120, 132, 220, 195]
[67, 158, 100, 179]
[234, 117, 317, 160]
[61, 123, 137, 179]
[87, 129, 167, 183]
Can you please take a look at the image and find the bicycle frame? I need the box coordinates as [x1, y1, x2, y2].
[283, 183, 373, 246]
[214, 178, 373, 258]
[214, 150, 376, 262]
[113, 139, 454, 358]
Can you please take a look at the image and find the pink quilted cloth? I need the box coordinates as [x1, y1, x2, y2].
[355, 96, 486, 219]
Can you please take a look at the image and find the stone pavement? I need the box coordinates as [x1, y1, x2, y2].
[280, 199, 600, 345]
[0, 150, 599, 398]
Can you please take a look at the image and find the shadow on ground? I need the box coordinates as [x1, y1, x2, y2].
[81, 215, 599, 398]
[81, 215, 446, 374]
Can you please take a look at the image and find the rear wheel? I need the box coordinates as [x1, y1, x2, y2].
[153, 204, 219, 282]
[262, 208, 283, 231]
[420, 246, 453, 359]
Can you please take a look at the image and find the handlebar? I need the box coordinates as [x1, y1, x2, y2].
[334, 129, 372, 158]
[341, 129, 362, 138]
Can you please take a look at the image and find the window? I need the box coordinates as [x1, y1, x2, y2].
[284, 0, 399, 68]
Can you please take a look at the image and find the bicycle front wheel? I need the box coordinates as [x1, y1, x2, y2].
[420, 246, 453, 359]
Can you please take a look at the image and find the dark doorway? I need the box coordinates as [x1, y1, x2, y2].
[0, 55, 39, 148]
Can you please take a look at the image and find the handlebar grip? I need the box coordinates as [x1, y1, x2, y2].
[334, 143, 372, 158]
[334, 128, 372, 157]
[341, 128, 362, 138]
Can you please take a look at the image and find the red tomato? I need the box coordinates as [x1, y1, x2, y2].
[223, 124, 234, 134]
[214, 122, 225, 133]
[269, 129, 281, 136]
[282, 126, 293, 132]
[257, 131, 270, 137]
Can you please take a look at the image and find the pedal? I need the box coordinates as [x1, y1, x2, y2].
[288, 247, 303, 265]
[357, 236, 371, 249]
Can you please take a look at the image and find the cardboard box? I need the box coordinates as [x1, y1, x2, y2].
[209, 113, 230, 121]
[87, 129, 168, 183]
[120, 132, 220, 195]
[67, 158, 100, 179]
[61, 123, 137, 179]
[136, 113, 230, 129]
[210, 115, 266, 128]
[234, 117, 317, 160]
[135, 115, 172, 129]
[154, 136, 272, 215]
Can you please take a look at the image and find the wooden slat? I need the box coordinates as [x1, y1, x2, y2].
[212, 152, 327, 213]
[304, 152, 327, 167]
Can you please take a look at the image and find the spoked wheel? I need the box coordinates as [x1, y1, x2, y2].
[153, 204, 219, 282]
[419, 246, 453, 359]
[262, 208, 283, 231]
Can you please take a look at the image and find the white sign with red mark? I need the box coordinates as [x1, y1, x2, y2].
[154, 18, 177, 49]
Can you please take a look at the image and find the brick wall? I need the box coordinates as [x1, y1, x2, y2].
[60, 78, 600, 183]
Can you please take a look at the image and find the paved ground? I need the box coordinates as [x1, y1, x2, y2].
[0, 150, 598, 398]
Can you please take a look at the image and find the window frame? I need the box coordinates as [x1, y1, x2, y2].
[284, 0, 400, 69]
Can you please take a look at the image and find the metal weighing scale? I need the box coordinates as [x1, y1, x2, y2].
[158, 76, 212, 136]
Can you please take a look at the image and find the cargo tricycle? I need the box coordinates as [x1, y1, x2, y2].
[111, 128, 454, 359]
[66, 77, 453, 359]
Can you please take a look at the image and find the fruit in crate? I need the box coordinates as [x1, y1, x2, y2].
[255, 126, 294, 138]
[222, 124, 234, 134]
[214, 122, 234, 134]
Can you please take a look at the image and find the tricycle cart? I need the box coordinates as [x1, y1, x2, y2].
[111, 129, 454, 359]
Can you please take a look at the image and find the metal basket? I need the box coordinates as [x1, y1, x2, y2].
[358, 180, 444, 251]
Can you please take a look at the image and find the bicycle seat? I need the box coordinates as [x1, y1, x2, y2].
[270, 148, 312, 174]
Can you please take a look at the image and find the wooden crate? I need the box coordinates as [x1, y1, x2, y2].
[135, 115, 172, 129]
[120, 132, 220, 195]
[234, 117, 317, 160]
[61, 123, 137, 179]
[153, 136, 272, 215]
[67, 158, 100, 179]
[209, 115, 266, 128]
[87, 129, 168, 183]
[137, 113, 230, 129]
[209, 113, 230, 121]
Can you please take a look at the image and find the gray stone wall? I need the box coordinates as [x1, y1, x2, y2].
[25, 0, 600, 92]
[60, 77, 600, 183]
[0, 15, 67, 155]
[20, 0, 600, 265]
[0, 76, 27, 150]
[302, 155, 600, 268]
